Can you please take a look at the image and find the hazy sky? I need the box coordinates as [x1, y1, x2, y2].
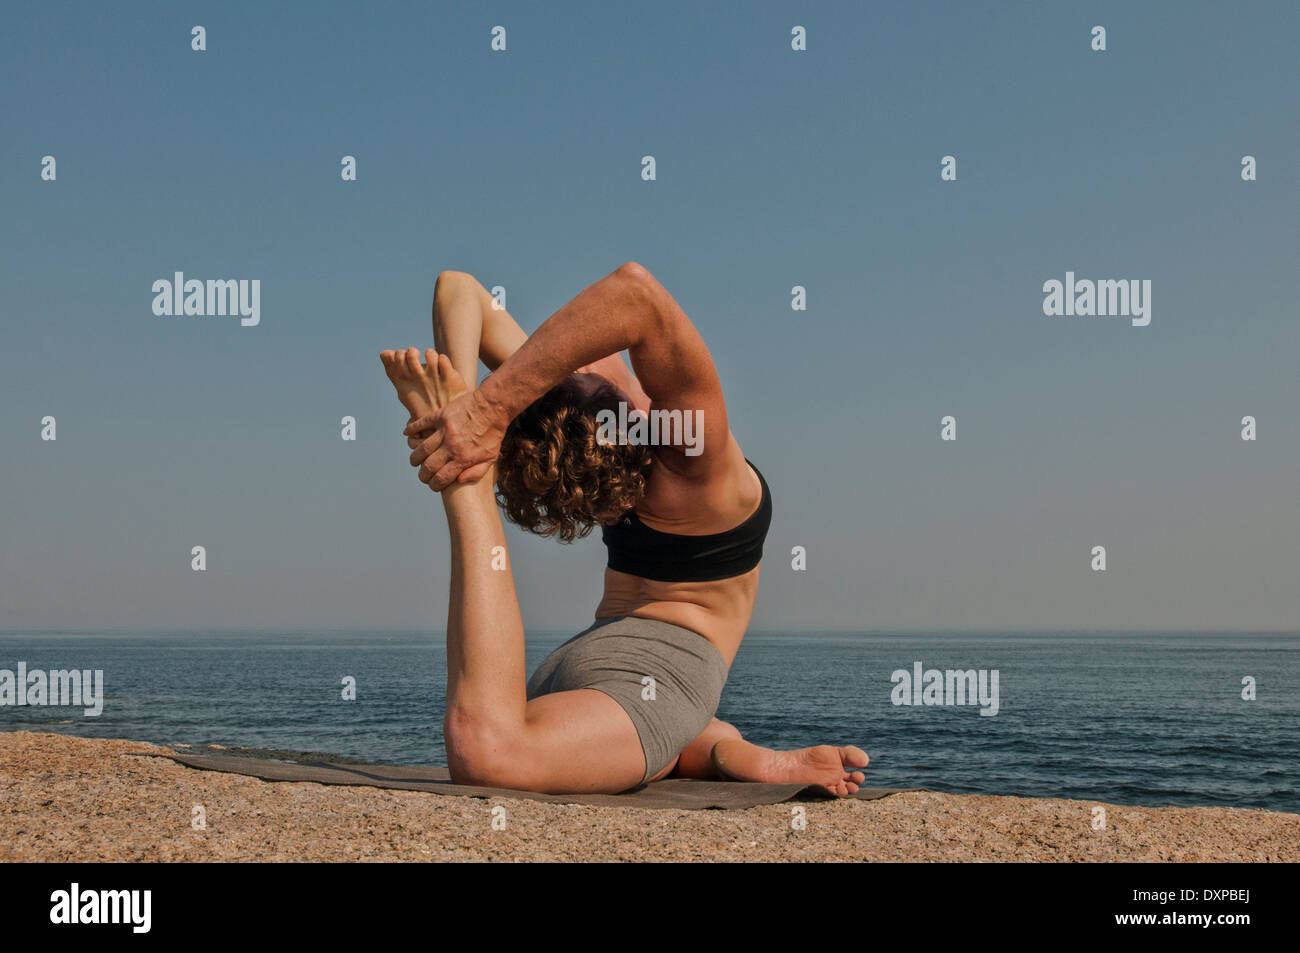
[2, 1, 1297, 633]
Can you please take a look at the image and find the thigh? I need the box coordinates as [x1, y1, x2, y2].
[519, 689, 649, 794]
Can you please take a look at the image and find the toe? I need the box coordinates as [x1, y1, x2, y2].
[437, 353, 466, 393]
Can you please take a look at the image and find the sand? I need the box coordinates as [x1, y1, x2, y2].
[1, 731, 1295, 862]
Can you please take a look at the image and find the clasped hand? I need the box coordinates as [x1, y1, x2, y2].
[403, 387, 505, 491]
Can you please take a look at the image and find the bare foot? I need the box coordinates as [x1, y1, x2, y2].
[380, 347, 467, 421]
[710, 738, 869, 796]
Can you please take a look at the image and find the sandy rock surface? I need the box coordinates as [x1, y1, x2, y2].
[1, 731, 1295, 862]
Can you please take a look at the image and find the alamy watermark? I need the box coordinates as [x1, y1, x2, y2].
[890, 661, 999, 716]
[595, 401, 703, 456]
[0, 663, 103, 716]
[50, 883, 150, 933]
[152, 271, 260, 327]
[1042, 271, 1151, 327]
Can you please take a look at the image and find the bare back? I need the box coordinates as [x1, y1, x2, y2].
[591, 371, 766, 664]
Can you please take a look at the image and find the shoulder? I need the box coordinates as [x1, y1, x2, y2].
[639, 436, 760, 528]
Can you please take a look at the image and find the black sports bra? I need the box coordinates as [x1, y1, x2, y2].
[601, 460, 773, 583]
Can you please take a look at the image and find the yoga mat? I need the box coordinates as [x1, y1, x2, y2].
[155, 747, 919, 810]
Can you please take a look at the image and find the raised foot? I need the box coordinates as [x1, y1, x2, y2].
[711, 739, 869, 796]
[380, 346, 468, 421]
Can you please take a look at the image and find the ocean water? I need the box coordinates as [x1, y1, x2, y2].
[0, 631, 1295, 812]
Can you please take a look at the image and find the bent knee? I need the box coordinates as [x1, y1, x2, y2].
[443, 710, 532, 789]
[435, 270, 477, 294]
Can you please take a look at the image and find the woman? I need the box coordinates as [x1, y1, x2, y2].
[381, 262, 867, 794]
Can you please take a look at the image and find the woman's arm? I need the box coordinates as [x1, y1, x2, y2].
[434, 270, 642, 401]
[408, 262, 729, 489]
[476, 263, 692, 420]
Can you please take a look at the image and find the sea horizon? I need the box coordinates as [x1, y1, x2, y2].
[2, 629, 1295, 814]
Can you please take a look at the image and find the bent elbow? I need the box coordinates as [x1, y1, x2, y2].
[614, 261, 654, 286]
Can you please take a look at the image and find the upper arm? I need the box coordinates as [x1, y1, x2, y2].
[620, 263, 730, 474]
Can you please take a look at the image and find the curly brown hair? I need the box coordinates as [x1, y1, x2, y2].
[495, 374, 655, 542]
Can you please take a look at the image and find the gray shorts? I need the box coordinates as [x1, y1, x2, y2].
[526, 616, 729, 784]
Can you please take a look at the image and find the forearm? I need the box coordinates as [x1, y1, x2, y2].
[479, 264, 656, 420]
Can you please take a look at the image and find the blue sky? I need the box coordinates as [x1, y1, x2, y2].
[2, 1, 1297, 632]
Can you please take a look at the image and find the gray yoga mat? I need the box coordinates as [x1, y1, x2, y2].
[157, 747, 918, 810]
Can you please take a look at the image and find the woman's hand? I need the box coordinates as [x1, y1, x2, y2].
[404, 387, 507, 490]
